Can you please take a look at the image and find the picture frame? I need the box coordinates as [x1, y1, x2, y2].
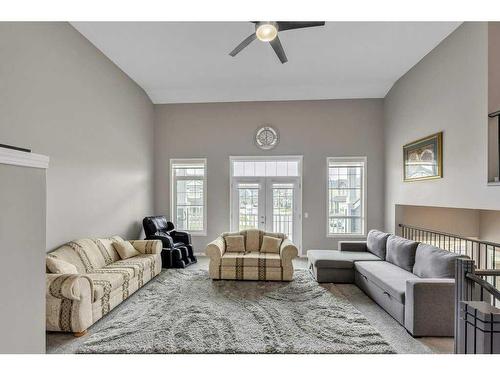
[403, 131, 443, 182]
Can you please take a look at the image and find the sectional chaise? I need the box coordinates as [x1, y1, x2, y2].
[307, 230, 464, 337]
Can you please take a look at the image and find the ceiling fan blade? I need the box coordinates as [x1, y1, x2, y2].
[277, 21, 325, 31]
[229, 33, 257, 57]
[269, 35, 288, 64]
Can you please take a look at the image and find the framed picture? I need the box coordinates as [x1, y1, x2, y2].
[403, 132, 443, 182]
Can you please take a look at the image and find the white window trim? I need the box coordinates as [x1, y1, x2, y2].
[170, 158, 207, 236]
[326, 156, 367, 238]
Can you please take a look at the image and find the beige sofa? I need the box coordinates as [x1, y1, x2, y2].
[206, 229, 298, 281]
[46, 236, 162, 336]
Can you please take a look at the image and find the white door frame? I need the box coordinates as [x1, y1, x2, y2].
[229, 155, 303, 252]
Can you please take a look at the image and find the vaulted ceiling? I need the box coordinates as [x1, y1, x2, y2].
[71, 22, 461, 104]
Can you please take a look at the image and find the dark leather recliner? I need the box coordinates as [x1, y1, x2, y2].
[142, 216, 197, 268]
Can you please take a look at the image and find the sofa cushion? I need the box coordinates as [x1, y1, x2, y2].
[221, 252, 282, 268]
[260, 235, 282, 253]
[366, 230, 390, 259]
[109, 254, 158, 279]
[48, 238, 111, 273]
[113, 241, 140, 260]
[355, 261, 420, 303]
[95, 238, 121, 263]
[87, 271, 126, 293]
[307, 250, 381, 269]
[413, 243, 463, 278]
[225, 235, 246, 253]
[245, 229, 261, 252]
[46, 256, 78, 274]
[386, 235, 419, 272]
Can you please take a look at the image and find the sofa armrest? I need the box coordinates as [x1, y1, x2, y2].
[46, 273, 92, 301]
[405, 278, 455, 337]
[206, 236, 225, 260]
[46, 274, 93, 333]
[171, 230, 192, 246]
[144, 234, 173, 249]
[339, 241, 367, 252]
[129, 239, 162, 254]
[280, 239, 298, 264]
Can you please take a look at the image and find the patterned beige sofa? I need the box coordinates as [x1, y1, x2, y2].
[206, 229, 298, 281]
[46, 236, 162, 336]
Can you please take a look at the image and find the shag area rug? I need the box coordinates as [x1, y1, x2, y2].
[76, 269, 394, 354]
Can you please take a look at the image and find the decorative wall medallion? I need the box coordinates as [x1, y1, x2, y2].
[255, 126, 279, 150]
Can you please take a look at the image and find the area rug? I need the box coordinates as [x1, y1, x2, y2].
[76, 269, 395, 354]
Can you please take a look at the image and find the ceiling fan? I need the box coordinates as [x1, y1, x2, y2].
[229, 21, 326, 64]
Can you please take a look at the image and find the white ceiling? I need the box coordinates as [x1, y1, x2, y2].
[71, 22, 461, 104]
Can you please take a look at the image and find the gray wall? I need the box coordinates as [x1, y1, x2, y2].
[154, 99, 385, 253]
[0, 164, 46, 353]
[0, 23, 155, 250]
[489, 22, 500, 181]
[384, 23, 500, 232]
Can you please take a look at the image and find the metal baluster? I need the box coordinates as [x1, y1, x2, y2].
[494, 246, 498, 304]
[477, 241, 481, 269]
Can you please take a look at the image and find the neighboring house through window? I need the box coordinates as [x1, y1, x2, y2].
[170, 158, 207, 235]
[327, 157, 367, 236]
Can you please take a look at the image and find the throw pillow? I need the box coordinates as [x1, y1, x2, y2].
[260, 235, 283, 254]
[386, 235, 419, 272]
[366, 229, 390, 259]
[113, 241, 140, 259]
[46, 257, 78, 274]
[413, 243, 463, 278]
[225, 235, 246, 253]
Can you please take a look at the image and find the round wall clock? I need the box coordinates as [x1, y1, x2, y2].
[255, 126, 279, 150]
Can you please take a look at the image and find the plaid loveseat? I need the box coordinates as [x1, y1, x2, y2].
[206, 229, 298, 281]
[46, 236, 162, 336]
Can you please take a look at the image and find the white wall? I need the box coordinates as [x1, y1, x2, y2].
[384, 23, 500, 233]
[0, 23, 155, 250]
[395, 205, 480, 238]
[0, 163, 46, 353]
[154, 99, 385, 253]
[479, 210, 500, 243]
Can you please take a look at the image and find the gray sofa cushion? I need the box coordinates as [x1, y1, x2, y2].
[413, 243, 463, 278]
[366, 230, 390, 259]
[386, 235, 419, 272]
[355, 261, 420, 303]
[307, 250, 381, 269]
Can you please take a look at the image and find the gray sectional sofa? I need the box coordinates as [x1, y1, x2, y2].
[307, 230, 464, 337]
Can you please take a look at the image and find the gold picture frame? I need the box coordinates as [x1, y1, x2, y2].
[403, 132, 443, 182]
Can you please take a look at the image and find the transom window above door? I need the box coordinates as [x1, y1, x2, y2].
[232, 159, 299, 177]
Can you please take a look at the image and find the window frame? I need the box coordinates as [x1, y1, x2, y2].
[170, 158, 207, 236]
[326, 156, 367, 238]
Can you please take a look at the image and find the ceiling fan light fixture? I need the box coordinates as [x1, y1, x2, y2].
[256, 23, 278, 42]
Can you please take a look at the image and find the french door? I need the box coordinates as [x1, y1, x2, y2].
[231, 177, 301, 247]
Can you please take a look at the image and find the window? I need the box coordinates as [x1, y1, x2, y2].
[327, 157, 366, 236]
[170, 159, 207, 235]
[232, 159, 299, 177]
